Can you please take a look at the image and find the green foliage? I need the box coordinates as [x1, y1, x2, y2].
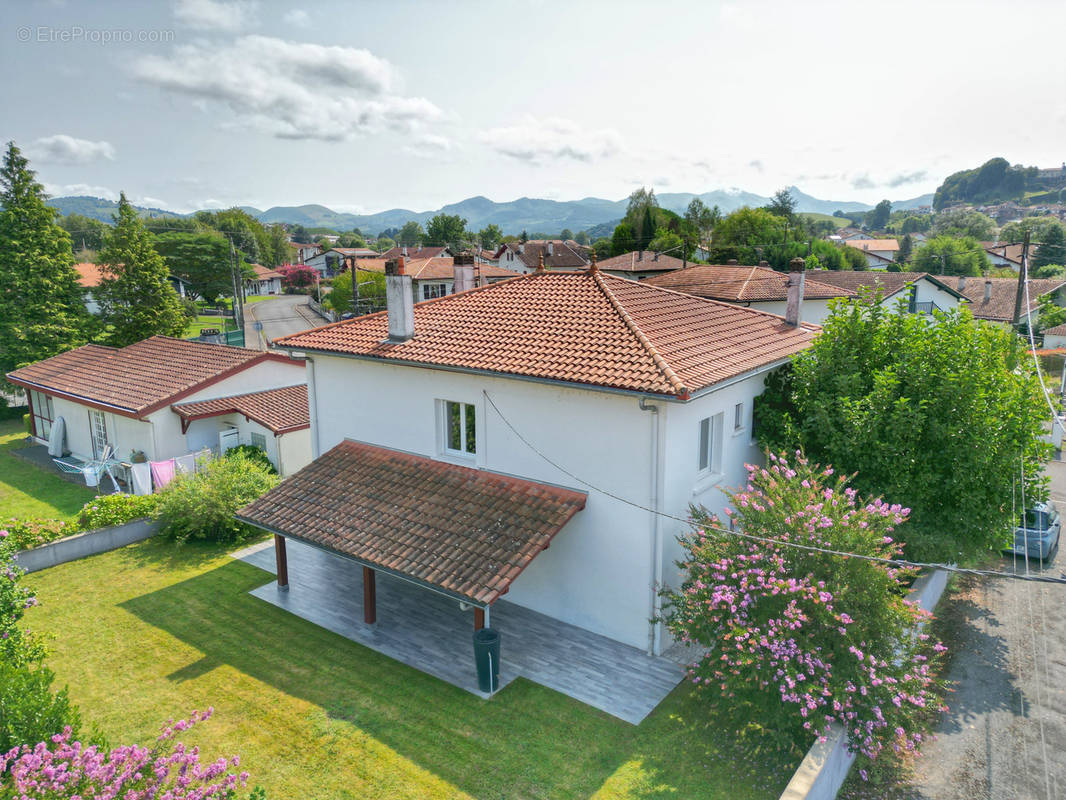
[765, 188, 797, 221]
[648, 227, 682, 254]
[609, 222, 634, 256]
[0, 530, 46, 665]
[58, 212, 109, 252]
[396, 221, 425, 246]
[477, 224, 503, 250]
[0, 142, 90, 383]
[911, 235, 990, 276]
[77, 493, 160, 530]
[1000, 217, 1065, 246]
[373, 236, 395, 253]
[0, 661, 82, 753]
[864, 199, 892, 231]
[227, 444, 278, 475]
[154, 451, 278, 544]
[933, 157, 1035, 210]
[573, 230, 590, 245]
[763, 240, 855, 272]
[931, 208, 997, 240]
[1, 517, 74, 550]
[96, 193, 187, 346]
[325, 268, 386, 315]
[335, 232, 365, 248]
[900, 215, 931, 234]
[684, 198, 720, 247]
[1032, 223, 1066, 271]
[153, 231, 235, 303]
[425, 214, 467, 247]
[754, 300, 1050, 562]
[707, 207, 787, 264]
[592, 237, 611, 260]
[897, 234, 913, 267]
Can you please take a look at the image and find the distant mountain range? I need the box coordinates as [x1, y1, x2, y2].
[46, 185, 934, 235]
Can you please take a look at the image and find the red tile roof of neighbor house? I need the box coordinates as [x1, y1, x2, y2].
[803, 270, 968, 301]
[379, 245, 450, 260]
[845, 239, 900, 252]
[237, 441, 586, 604]
[6, 336, 297, 418]
[594, 251, 689, 273]
[249, 263, 284, 280]
[275, 270, 818, 399]
[495, 240, 589, 270]
[1041, 323, 1066, 336]
[171, 384, 309, 434]
[938, 275, 1066, 322]
[348, 257, 522, 282]
[73, 262, 105, 288]
[644, 264, 856, 302]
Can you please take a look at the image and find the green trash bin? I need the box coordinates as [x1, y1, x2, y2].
[473, 627, 501, 693]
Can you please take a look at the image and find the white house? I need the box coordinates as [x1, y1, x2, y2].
[805, 270, 967, 316]
[1043, 323, 1066, 348]
[75, 262, 188, 315]
[937, 275, 1066, 326]
[7, 337, 311, 479]
[593, 251, 689, 281]
[290, 242, 321, 264]
[343, 254, 522, 301]
[240, 257, 817, 660]
[494, 240, 589, 274]
[844, 238, 900, 269]
[245, 263, 283, 296]
[645, 262, 855, 324]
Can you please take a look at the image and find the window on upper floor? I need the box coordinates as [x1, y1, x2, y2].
[734, 402, 745, 432]
[698, 413, 723, 476]
[422, 282, 447, 300]
[442, 400, 476, 457]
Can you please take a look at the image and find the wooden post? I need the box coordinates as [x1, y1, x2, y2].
[363, 567, 377, 624]
[474, 607, 485, 631]
[274, 534, 288, 589]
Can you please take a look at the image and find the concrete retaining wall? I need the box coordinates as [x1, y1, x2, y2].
[778, 568, 950, 800]
[17, 519, 159, 573]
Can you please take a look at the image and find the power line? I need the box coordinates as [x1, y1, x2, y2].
[482, 390, 1066, 585]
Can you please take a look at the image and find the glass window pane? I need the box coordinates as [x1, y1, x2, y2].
[447, 401, 462, 451]
[464, 403, 476, 454]
[698, 418, 709, 471]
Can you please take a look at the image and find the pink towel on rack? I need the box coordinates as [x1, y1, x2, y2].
[150, 458, 176, 492]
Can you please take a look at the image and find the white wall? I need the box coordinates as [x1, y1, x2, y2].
[744, 298, 834, 325]
[47, 396, 155, 462]
[277, 428, 312, 475]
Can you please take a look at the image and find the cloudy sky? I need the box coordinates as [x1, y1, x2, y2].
[3, 0, 1065, 215]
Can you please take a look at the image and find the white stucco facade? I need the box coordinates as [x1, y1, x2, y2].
[303, 352, 785, 653]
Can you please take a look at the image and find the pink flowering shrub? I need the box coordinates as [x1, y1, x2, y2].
[663, 452, 946, 762]
[0, 709, 258, 799]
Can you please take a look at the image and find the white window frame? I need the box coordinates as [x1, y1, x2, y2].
[733, 401, 746, 434]
[421, 282, 447, 300]
[89, 409, 109, 459]
[250, 432, 267, 451]
[29, 390, 54, 440]
[696, 412, 723, 478]
[439, 399, 477, 459]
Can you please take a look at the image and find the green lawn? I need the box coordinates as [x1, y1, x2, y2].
[0, 418, 95, 522]
[184, 314, 237, 337]
[25, 539, 799, 799]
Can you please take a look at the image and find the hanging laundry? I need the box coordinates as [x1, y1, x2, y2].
[150, 458, 177, 491]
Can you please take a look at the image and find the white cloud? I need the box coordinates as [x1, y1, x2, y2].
[403, 133, 453, 159]
[282, 8, 310, 27]
[43, 182, 118, 200]
[132, 35, 441, 141]
[478, 116, 624, 164]
[174, 0, 258, 31]
[30, 135, 115, 165]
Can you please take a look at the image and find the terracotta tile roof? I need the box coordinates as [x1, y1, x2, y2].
[845, 238, 900, 252]
[496, 241, 589, 270]
[249, 263, 284, 280]
[6, 336, 291, 418]
[803, 270, 970, 302]
[73, 262, 104, 288]
[236, 440, 587, 605]
[379, 246, 450, 260]
[1042, 323, 1066, 336]
[349, 257, 522, 282]
[172, 384, 309, 434]
[275, 271, 818, 399]
[979, 242, 1025, 264]
[645, 265, 855, 301]
[595, 251, 689, 273]
[938, 275, 1066, 322]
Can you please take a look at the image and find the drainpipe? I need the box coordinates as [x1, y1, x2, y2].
[305, 356, 321, 459]
[640, 396, 666, 656]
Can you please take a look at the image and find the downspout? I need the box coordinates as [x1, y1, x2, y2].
[640, 396, 666, 656]
[306, 356, 321, 459]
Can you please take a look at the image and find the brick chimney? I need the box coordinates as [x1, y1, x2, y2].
[452, 253, 475, 293]
[385, 257, 414, 342]
[785, 257, 806, 327]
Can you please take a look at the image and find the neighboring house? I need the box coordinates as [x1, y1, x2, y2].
[937, 275, 1066, 325]
[645, 263, 855, 324]
[980, 242, 1025, 271]
[804, 270, 968, 316]
[379, 245, 451, 261]
[75, 262, 189, 315]
[594, 251, 690, 280]
[290, 243, 322, 264]
[839, 229, 871, 241]
[246, 260, 818, 656]
[844, 238, 900, 268]
[6, 336, 310, 476]
[304, 248, 376, 277]
[346, 255, 522, 300]
[1042, 323, 1066, 349]
[495, 240, 589, 273]
[245, 263, 283, 296]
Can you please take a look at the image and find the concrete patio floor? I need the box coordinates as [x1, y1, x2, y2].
[233, 538, 684, 724]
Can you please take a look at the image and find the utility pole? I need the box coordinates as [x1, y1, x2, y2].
[228, 242, 242, 333]
[1012, 229, 1031, 327]
[349, 256, 360, 317]
[807, 238, 813, 258]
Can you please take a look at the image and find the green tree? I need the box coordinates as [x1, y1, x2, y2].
[912, 235, 990, 276]
[574, 230, 590, 245]
[336, 232, 366, 248]
[96, 193, 187, 346]
[325, 268, 387, 316]
[397, 220, 425, 246]
[477, 223, 503, 250]
[766, 187, 797, 221]
[374, 236, 395, 253]
[609, 222, 635, 256]
[264, 223, 295, 266]
[932, 208, 997, 240]
[425, 214, 467, 247]
[706, 206, 786, 264]
[59, 212, 109, 252]
[624, 186, 659, 226]
[0, 142, 89, 380]
[1000, 217, 1065, 246]
[897, 233, 913, 266]
[592, 237, 611, 260]
[754, 299, 1049, 561]
[153, 231, 236, 303]
[1032, 223, 1066, 270]
[288, 224, 311, 242]
[648, 227, 682, 253]
[934, 157, 1035, 209]
[900, 215, 931, 234]
[559, 228, 574, 241]
[865, 199, 892, 230]
[684, 198, 719, 247]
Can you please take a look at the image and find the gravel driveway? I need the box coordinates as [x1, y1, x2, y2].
[905, 461, 1066, 800]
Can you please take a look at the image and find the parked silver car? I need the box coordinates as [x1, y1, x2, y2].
[1010, 501, 1061, 562]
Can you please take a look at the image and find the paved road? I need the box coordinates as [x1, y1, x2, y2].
[243, 295, 325, 350]
[906, 461, 1066, 800]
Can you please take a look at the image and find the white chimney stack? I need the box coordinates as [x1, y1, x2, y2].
[984, 279, 992, 303]
[385, 257, 414, 342]
[546, 241, 554, 256]
[452, 253, 475, 293]
[518, 243, 525, 255]
[785, 257, 806, 327]
[402, 245, 408, 257]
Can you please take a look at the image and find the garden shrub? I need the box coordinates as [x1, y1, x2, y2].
[0, 530, 45, 667]
[1, 518, 72, 551]
[663, 452, 946, 763]
[227, 444, 277, 475]
[0, 661, 81, 755]
[154, 451, 278, 543]
[77, 493, 159, 530]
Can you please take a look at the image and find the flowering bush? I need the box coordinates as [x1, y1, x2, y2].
[277, 263, 316, 292]
[0, 529, 44, 667]
[1, 518, 71, 551]
[77, 494, 160, 530]
[0, 708, 257, 799]
[663, 452, 946, 762]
